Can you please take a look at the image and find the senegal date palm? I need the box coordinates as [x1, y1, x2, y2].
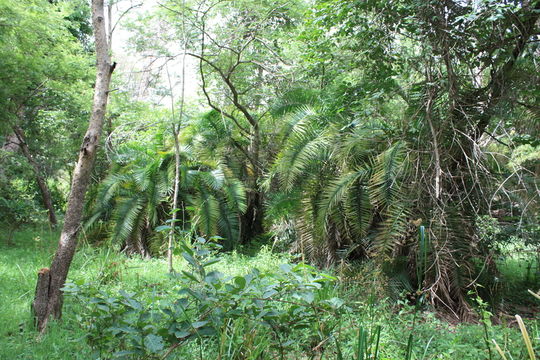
[85, 143, 247, 254]
[270, 105, 411, 266]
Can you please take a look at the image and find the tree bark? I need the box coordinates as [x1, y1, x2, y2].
[242, 125, 264, 243]
[33, 0, 114, 332]
[12, 124, 57, 227]
[166, 31, 186, 272]
[168, 129, 181, 272]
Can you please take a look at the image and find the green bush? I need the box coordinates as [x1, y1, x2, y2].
[0, 178, 44, 243]
[64, 237, 347, 359]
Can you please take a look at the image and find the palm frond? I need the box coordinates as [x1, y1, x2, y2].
[192, 187, 220, 236]
[217, 200, 241, 249]
[274, 118, 330, 191]
[343, 180, 373, 239]
[201, 169, 225, 190]
[223, 177, 247, 214]
[270, 88, 319, 117]
[112, 195, 146, 245]
[317, 169, 370, 234]
[372, 202, 410, 255]
[369, 141, 408, 209]
[279, 105, 320, 141]
[97, 173, 130, 205]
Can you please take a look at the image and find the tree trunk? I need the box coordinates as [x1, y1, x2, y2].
[12, 124, 57, 227]
[32, 0, 114, 332]
[166, 28, 186, 271]
[168, 129, 181, 272]
[242, 189, 265, 242]
[241, 126, 264, 243]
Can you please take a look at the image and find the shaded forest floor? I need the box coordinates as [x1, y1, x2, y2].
[0, 226, 538, 359]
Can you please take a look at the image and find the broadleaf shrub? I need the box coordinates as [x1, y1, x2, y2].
[64, 237, 348, 359]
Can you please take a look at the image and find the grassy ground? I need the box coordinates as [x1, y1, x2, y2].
[0, 226, 538, 359]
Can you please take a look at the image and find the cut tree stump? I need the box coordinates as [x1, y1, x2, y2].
[32, 268, 51, 331]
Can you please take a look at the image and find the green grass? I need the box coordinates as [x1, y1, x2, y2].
[0, 226, 91, 359]
[0, 227, 295, 359]
[0, 226, 538, 359]
[498, 256, 540, 307]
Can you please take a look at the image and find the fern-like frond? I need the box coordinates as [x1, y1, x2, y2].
[337, 123, 386, 167]
[317, 169, 370, 233]
[270, 88, 319, 118]
[192, 188, 220, 236]
[264, 189, 303, 223]
[217, 199, 240, 249]
[112, 195, 146, 245]
[343, 180, 373, 239]
[97, 173, 130, 206]
[369, 141, 408, 209]
[201, 169, 225, 190]
[371, 202, 410, 255]
[274, 122, 330, 191]
[223, 177, 247, 214]
[279, 105, 320, 141]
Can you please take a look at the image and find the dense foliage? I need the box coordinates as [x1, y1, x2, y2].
[0, 0, 539, 357]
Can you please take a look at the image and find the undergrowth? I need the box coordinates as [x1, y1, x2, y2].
[0, 226, 538, 359]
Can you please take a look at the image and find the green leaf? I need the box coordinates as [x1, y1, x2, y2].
[326, 297, 344, 309]
[96, 304, 109, 312]
[234, 276, 246, 289]
[300, 292, 315, 304]
[317, 273, 337, 281]
[155, 225, 171, 232]
[191, 320, 209, 329]
[181, 271, 199, 283]
[279, 264, 292, 273]
[144, 334, 164, 354]
[202, 258, 220, 267]
[174, 330, 190, 338]
[196, 327, 216, 336]
[196, 237, 207, 243]
[182, 252, 199, 268]
[263, 289, 278, 299]
[180, 242, 194, 255]
[113, 350, 139, 358]
[293, 263, 316, 272]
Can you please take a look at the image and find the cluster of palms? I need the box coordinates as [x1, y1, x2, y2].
[85, 102, 409, 261]
[268, 105, 410, 266]
[84, 142, 246, 256]
[84, 86, 536, 319]
[82, 0, 540, 319]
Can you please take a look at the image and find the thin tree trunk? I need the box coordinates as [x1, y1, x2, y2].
[167, 2, 187, 272]
[424, 65, 441, 200]
[165, 60, 180, 273]
[242, 125, 264, 242]
[32, 0, 115, 332]
[12, 125, 57, 227]
[168, 130, 181, 272]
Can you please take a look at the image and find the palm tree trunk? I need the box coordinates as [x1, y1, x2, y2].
[32, 0, 114, 332]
